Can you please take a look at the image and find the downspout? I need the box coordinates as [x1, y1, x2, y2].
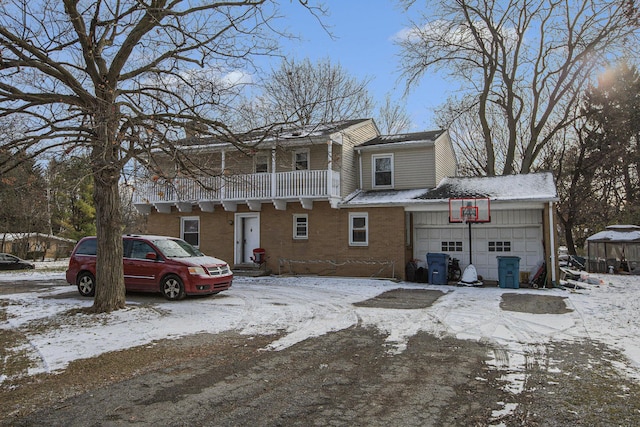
[548, 201, 557, 286]
[358, 151, 363, 189]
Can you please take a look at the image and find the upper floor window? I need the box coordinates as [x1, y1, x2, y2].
[254, 152, 269, 173]
[293, 214, 308, 239]
[372, 154, 393, 188]
[181, 217, 200, 247]
[293, 149, 310, 170]
[349, 213, 368, 246]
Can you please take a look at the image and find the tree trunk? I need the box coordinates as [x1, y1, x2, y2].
[563, 221, 578, 256]
[91, 164, 126, 312]
[89, 101, 126, 312]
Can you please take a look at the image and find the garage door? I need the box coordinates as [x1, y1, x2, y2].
[414, 225, 543, 282]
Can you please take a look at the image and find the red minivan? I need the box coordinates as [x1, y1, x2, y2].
[66, 235, 233, 300]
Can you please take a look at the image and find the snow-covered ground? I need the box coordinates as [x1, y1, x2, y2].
[2, 264, 640, 404]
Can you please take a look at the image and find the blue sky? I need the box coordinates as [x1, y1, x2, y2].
[271, 1, 449, 131]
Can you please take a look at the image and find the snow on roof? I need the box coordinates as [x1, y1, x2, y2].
[341, 188, 430, 206]
[587, 225, 640, 243]
[356, 130, 445, 148]
[276, 119, 369, 139]
[0, 233, 76, 243]
[418, 172, 558, 202]
[341, 173, 557, 207]
[177, 118, 372, 149]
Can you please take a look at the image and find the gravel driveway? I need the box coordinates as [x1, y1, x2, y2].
[2, 281, 640, 426]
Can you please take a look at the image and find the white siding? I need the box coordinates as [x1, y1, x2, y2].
[394, 147, 435, 189]
[434, 131, 458, 184]
[340, 119, 379, 197]
[360, 146, 436, 191]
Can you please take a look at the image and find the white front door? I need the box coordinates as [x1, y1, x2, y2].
[235, 213, 260, 264]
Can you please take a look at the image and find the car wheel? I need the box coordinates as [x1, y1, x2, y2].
[161, 274, 185, 300]
[77, 272, 96, 297]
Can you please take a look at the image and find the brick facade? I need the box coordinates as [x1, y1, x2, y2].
[146, 203, 409, 280]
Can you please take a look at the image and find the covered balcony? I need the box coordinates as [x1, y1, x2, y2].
[133, 169, 341, 213]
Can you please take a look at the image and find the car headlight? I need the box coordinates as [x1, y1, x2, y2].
[188, 266, 207, 276]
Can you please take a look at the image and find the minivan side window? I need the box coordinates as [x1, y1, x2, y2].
[130, 241, 156, 259]
[75, 239, 97, 255]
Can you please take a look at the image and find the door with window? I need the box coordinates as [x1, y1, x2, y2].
[124, 239, 159, 291]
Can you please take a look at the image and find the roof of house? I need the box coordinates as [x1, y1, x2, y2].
[178, 118, 373, 148]
[341, 188, 432, 206]
[341, 172, 558, 207]
[355, 130, 445, 149]
[0, 233, 76, 243]
[417, 172, 558, 201]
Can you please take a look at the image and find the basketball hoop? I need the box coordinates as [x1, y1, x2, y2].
[449, 197, 491, 265]
[449, 198, 490, 223]
[461, 205, 478, 224]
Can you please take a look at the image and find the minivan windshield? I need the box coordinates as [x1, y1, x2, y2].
[152, 238, 203, 258]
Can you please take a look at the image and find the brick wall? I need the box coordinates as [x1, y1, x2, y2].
[263, 203, 406, 279]
[147, 202, 409, 280]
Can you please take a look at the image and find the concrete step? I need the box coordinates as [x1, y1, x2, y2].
[232, 265, 271, 277]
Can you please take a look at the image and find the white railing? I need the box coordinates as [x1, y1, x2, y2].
[133, 170, 340, 204]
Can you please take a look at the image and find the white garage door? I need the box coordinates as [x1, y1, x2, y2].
[414, 225, 543, 282]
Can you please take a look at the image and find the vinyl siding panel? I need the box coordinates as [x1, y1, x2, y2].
[434, 131, 457, 184]
[340, 119, 379, 197]
[393, 147, 435, 189]
[413, 209, 543, 227]
[360, 146, 436, 191]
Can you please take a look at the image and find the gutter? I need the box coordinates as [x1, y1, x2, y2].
[549, 201, 557, 286]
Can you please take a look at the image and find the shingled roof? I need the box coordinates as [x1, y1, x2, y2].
[417, 172, 558, 201]
[178, 118, 373, 147]
[355, 130, 446, 148]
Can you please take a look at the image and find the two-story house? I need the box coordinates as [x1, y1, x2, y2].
[133, 118, 559, 285]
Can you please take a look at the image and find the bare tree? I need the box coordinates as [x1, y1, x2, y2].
[0, 147, 49, 240]
[260, 57, 374, 126]
[398, 0, 638, 176]
[0, 0, 322, 312]
[376, 94, 412, 134]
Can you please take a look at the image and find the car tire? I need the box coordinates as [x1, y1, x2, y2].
[77, 272, 96, 297]
[161, 274, 186, 300]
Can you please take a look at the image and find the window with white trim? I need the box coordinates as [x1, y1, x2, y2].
[293, 149, 310, 170]
[349, 213, 368, 246]
[181, 217, 200, 247]
[372, 154, 393, 188]
[254, 152, 269, 173]
[293, 214, 308, 239]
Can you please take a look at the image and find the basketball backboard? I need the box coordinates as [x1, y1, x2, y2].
[449, 198, 491, 223]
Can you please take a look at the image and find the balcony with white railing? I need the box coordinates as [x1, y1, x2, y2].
[133, 170, 341, 213]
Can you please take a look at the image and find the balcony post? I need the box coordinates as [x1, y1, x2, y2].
[221, 150, 226, 201]
[271, 147, 277, 198]
[327, 140, 333, 196]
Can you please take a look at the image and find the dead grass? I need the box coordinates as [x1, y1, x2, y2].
[0, 331, 276, 422]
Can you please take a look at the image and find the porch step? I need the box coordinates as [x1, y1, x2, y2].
[232, 265, 271, 277]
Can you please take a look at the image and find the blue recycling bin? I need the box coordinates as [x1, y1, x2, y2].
[497, 256, 521, 288]
[426, 253, 450, 285]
